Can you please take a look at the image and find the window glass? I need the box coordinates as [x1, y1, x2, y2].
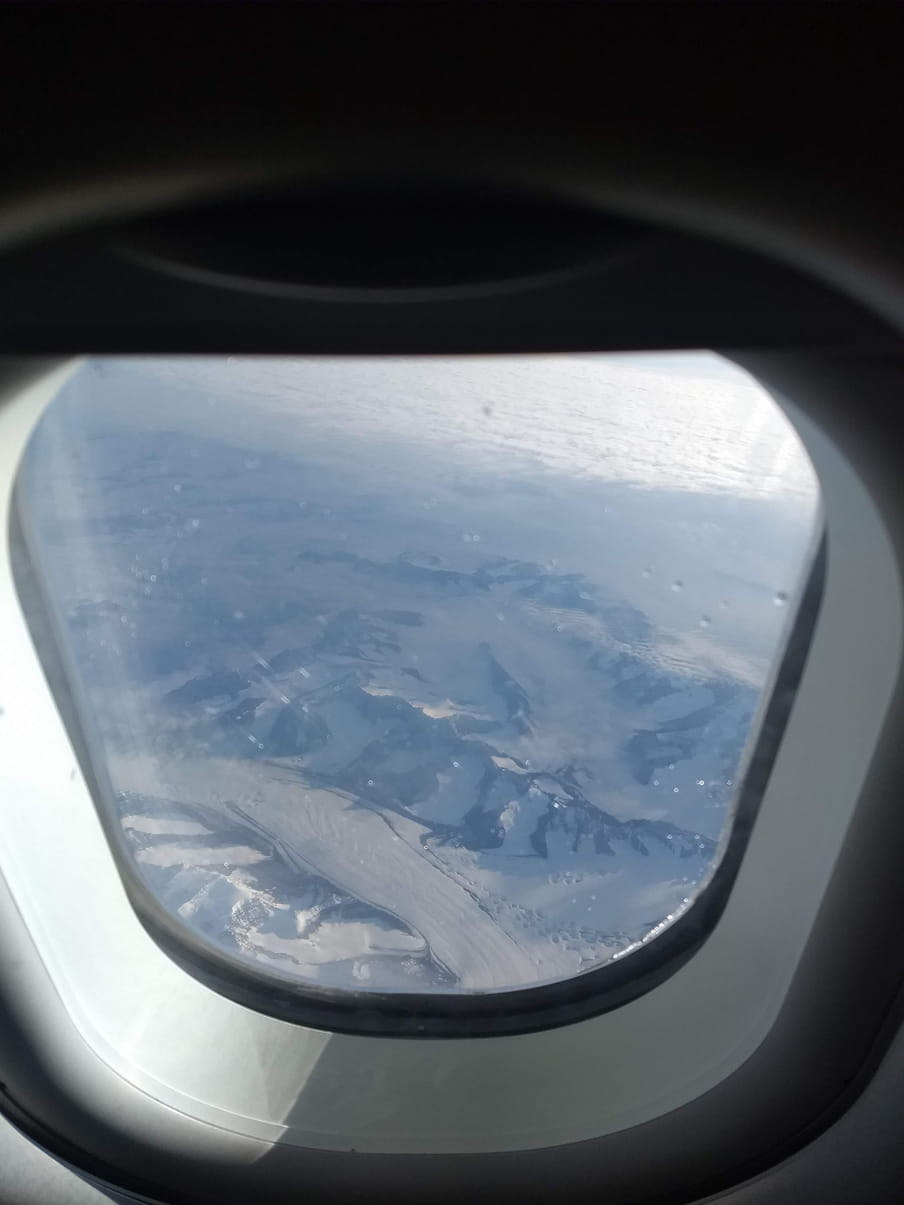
[16, 355, 819, 995]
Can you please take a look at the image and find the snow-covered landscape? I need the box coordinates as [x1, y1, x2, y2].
[19, 354, 819, 993]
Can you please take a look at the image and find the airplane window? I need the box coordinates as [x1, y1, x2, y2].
[14, 355, 819, 1000]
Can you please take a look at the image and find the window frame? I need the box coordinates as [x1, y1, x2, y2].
[8, 356, 827, 1037]
[0, 352, 897, 1205]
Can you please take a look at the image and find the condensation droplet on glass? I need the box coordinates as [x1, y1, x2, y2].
[774, 590, 789, 606]
[452, 760, 460, 768]
[190, 518, 200, 529]
[697, 779, 705, 786]
[173, 483, 182, 493]
[233, 610, 245, 620]
[671, 579, 684, 591]
[652, 778, 660, 786]
[642, 567, 652, 578]
[496, 612, 505, 622]
[668, 763, 675, 770]
[699, 615, 711, 628]
[673, 787, 680, 793]
[367, 779, 374, 787]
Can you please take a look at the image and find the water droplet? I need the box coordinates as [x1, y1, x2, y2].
[652, 778, 660, 786]
[367, 779, 374, 787]
[697, 779, 705, 786]
[642, 567, 652, 578]
[671, 579, 684, 592]
[233, 610, 245, 620]
[673, 787, 680, 793]
[172, 483, 182, 493]
[774, 591, 789, 606]
[699, 614, 711, 628]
